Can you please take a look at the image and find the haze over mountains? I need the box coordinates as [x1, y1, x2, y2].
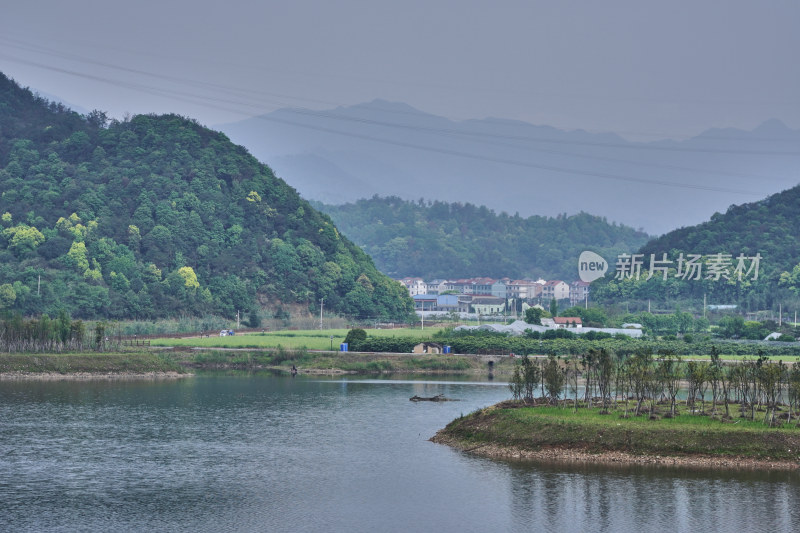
[217, 101, 800, 236]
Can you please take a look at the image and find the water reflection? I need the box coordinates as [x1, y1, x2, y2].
[506, 460, 800, 532]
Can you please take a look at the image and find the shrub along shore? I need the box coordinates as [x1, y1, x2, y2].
[0, 351, 188, 378]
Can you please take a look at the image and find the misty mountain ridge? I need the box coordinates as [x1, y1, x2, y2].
[217, 101, 800, 235]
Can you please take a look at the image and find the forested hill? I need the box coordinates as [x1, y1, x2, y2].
[589, 184, 800, 309]
[638, 185, 800, 303]
[0, 72, 413, 321]
[314, 196, 650, 280]
[639, 185, 800, 272]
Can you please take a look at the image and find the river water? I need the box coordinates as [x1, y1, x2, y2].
[1, 373, 798, 532]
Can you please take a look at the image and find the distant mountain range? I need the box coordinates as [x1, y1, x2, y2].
[217, 101, 800, 235]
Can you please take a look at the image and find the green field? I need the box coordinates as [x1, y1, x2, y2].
[149, 327, 800, 366]
[152, 328, 439, 351]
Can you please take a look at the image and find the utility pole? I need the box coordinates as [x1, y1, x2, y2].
[421, 300, 424, 330]
[237, 309, 240, 329]
[37, 275, 40, 296]
[319, 298, 324, 330]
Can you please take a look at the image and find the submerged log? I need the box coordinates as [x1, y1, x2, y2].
[410, 394, 458, 402]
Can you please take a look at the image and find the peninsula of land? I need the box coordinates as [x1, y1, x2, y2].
[432, 402, 800, 471]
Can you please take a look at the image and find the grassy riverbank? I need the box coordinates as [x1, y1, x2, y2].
[0, 347, 512, 377]
[169, 348, 510, 374]
[433, 402, 800, 469]
[0, 351, 186, 376]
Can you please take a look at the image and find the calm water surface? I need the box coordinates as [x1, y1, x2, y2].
[1, 373, 799, 532]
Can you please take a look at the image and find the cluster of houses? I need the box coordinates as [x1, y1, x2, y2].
[397, 277, 590, 316]
[397, 276, 644, 340]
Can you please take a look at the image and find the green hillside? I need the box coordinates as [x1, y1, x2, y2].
[592, 184, 800, 311]
[0, 72, 413, 321]
[315, 196, 650, 280]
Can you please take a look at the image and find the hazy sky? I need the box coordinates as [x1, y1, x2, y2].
[2, 0, 798, 140]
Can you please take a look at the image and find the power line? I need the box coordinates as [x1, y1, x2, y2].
[0, 54, 786, 196]
[0, 37, 339, 111]
[272, 107, 800, 157]
[252, 114, 763, 196]
[4, 30, 798, 123]
[3, 38, 799, 156]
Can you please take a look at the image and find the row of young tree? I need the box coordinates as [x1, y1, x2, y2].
[0, 312, 113, 352]
[509, 348, 800, 427]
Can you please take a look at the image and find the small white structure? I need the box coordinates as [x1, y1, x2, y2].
[412, 342, 444, 354]
[553, 317, 582, 329]
[454, 320, 642, 338]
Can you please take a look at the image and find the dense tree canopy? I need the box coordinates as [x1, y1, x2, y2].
[591, 184, 800, 312]
[0, 72, 413, 321]
[315, 196, 650, 280]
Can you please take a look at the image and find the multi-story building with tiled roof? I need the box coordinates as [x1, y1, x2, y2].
[541, 280, 570, 301]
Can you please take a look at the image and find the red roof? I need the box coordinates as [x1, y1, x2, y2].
[553, 317, 582, 324]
